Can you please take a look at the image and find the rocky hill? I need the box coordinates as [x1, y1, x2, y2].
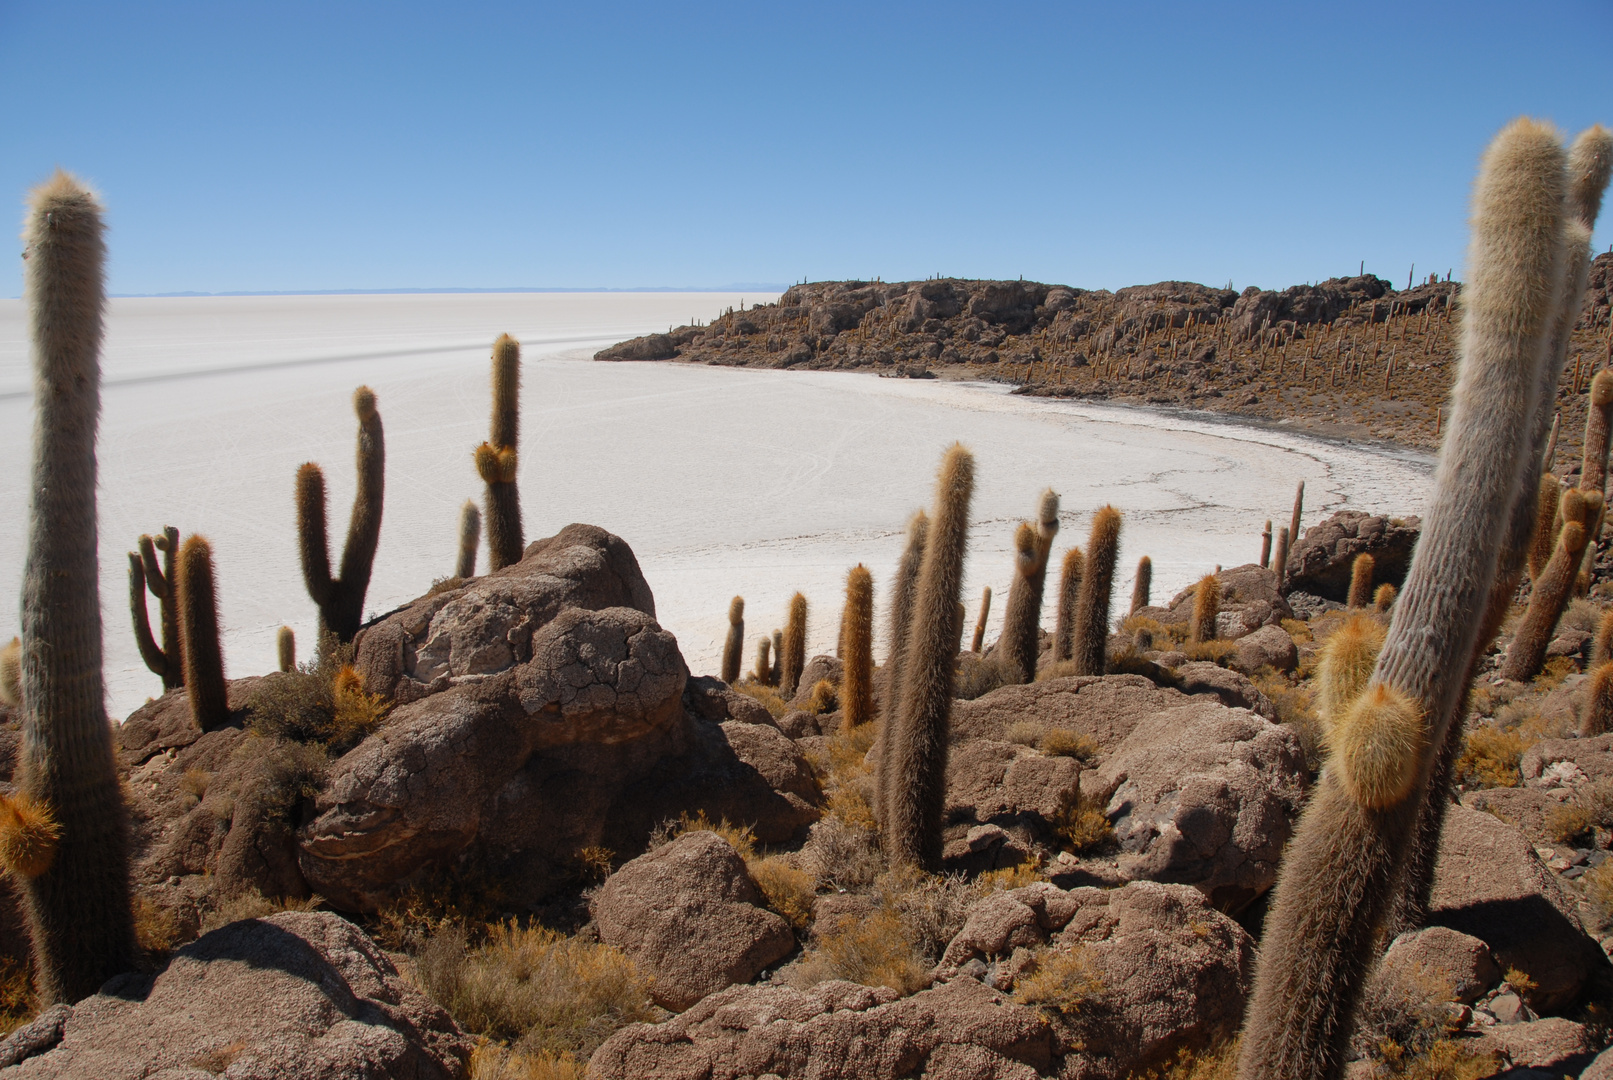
[599, 255, 1613, 455]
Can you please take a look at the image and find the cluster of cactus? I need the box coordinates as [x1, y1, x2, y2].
[128, 526, 182, 689]
[1239, 119, 1612, 1080]
[1052, 548, 1084, 661]
[998, 489, 1060, 682]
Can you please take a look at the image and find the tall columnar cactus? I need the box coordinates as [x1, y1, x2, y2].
[1288, 481, 1305, 563]
[780, 593, 808, 697]
[1584, 662, 1613, 737]
[476, 334, 525, 571]
[1374, 584, 1398, 612]
[1391, 125, 1612, 940]
[722, 597, 745, 685]
[128, 526, 181, 689]
[1595, 610, 1613, 665]
[1261, 520, 1273, 569]
[456, 499, 481, 579]
[1315, 614, 1386, 726]
[0, 638, 20, 707]
[1130, 555, 1151, 614]
[277, 626, 296, 673]
[884, 511, 930, 709]
[1527, 474, 1562, 580]
[1070, 507, 1122, 676]
[1000, 491, 1060, 682]
[297, 386, 385, 643]
[1346, 554, 1376, 609]
[752, 637, 772, 684]
[970, 586, 992, 654]
[1272, 527, 1291, 589]
[1054, 548, 1085, 661]
[883, 444, 974, 870]
[1190, 575, 1219, 644]
[1583, 371, 1613, 495]
[842, 566, 875, 730]
[1239, 118, 1572, 1080]
[770, 630, 783, 687]
[179, 536, 229, 731]
[15, 171, 136, 1003]
[1502, 489, 1600, 680]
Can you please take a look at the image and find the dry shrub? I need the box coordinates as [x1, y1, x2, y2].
[733, 681, 789, 718]
[179, 768, 212, 800]
[1280, 618, 1314, 643]
[1252, 672, 1324, 772]
[0, 959, 34, 1037]
[955, 653, 1010, 700]
[419, 922, 655, 1061]
[749, 855, 816, 931]
[1536, 656, 1577, 690]
[1056, 793, 1115, 855]
[1583, 861, 1613, 921]
[570, 846, 614, 884]
[805, 679, 838, 715]
[1455, 724, 1524, 789]
[1122, 614, 1187, 647]
[1039, 728, 1096, 762]
[1375, 1040, 1502, 1080]
[811, 721, 877, 834]
[1134, 1040, 1239, 1080]
[246, 634, 388, 753]
[876, 866, 976, 962]
[976, 859, 1042, 892]
[799, 815, 882, 892]
[199, 891, 323, 936]
[1353, 960, 1456, 1065]
[1563, 599, 1604, 635]
[1547, 802, 1597, 845]
[1013, 947, 1103, 1016]
[786, 907, 931, 995]
[1181, 639, 1238, 665]
[134, 893, 183, 955]
[652, 811, 757, 860]
[469, 1042, 587, 1080]
[1004, 721, 1044, 747]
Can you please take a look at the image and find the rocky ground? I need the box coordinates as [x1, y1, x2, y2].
[0, 514, 1612, 1078]
[598, 255, 1613, 457]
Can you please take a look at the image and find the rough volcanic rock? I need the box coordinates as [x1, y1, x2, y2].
[1471, 1017, 1595, 1072]
[592, 831, 796, 1011]
[352, 523, 657, 705]
[1232, 624, 1298, 675]
[944, 741, 1081, 826]
[1170, 662, 1277, 721]
[589, 975, 1052, 1080]
[596, 332, 679, 361]
[1283, 511, 1422, 602]
[1087, 699, 1307, 912]
[0, 912, 470, 1078]
[1162, 564, 1293, 639]
[683, 675, 776, 728]
[789, 655, 844, 708]
[1521, 733, 1613, 786]
[1429, 805, 1601, 1012]
[1379, 926, 1501, 1005]
[948, 675, 1188, 756]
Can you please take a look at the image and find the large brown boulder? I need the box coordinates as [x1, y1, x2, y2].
[1283, 510, 1421, 602]
[1087, 699, 1306, 912]
[1429, 805, 1602, 1012]
[1161, 564, 1293, 638]
[592, 831, 795, 1011]
[0, 912, 471, 1078]
[589, 975, 1052, 1080]
[936, 881, 1253, 1080]
[353, 523, 657, 705]
[949, 675, 1187, 756]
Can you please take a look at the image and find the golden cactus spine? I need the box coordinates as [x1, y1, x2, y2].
[1239, 119, 1573, 1080]
[1190, 575, 1219, 644]
[841, 566, 874, 730]
[752, 637, 772, 684]
[296, 386, 385, 643]
[970, 586, 992, 654]
[1373, 583, 1398, 612]
[456, 499, 481, 579]
[780, 593, 808, 697]
[883, 445, 974, 870]
[1527, 474, 1563, 581]
[17, 172, 136, 1003]
[128, 526, 181, 689]
[1315, 614, 1387, 727]
[883, 510, 929, 708]
[722, 597, 745, 685]
[1584, 661, 1613, 736]
[1346, 554, 1376, 609]
[1071, 507, 1122, 676]
[477, 334, 525, 570]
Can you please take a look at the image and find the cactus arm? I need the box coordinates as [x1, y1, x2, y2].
[455, 499, 481, 579]
[296, 462, 336, 611]
[970, 586, 992, 655]
[1071, 507, 1122, 676]
[128, 552, 167, 680]
[482, 335, 525, 571]
[333, 388, 384, 638]
[178, 536, 229, 731]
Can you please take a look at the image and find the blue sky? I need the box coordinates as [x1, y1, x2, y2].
[2, 2, 1609, 295]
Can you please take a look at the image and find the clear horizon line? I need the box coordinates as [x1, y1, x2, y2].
[89, 284, 793, 299]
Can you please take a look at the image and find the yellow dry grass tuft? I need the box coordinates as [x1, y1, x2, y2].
[733, 681, 789, 718]
[1013, 947, 1104, 1016]
[748, 855, 817, 931]
[1039, 728, 1097, 762]
[1456, 724, 1525, 789]
[1055, 793, 1115, 855]
[786, 907, 931, 996]
[469, 1041, 588, 1080]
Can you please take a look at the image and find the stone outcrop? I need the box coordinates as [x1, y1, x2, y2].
[948, 675, 1187, 755]
[592, 831, 795, 1011]
[1428, 805, 1601, 1012]
[1086, 700, 1306, 912]
[0, 912, 471, 1078]
[590, 975, 1053, 1080]
[1154, 563, 1293, 639]
[1283, 510, 1422, 602]
[1378, 926, 1501, 1006]
[1231, 624, 1299, 675]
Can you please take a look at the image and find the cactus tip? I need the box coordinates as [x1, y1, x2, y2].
[0, 792, 60, 879]
[352, 385, 378, 420]
[1329, 682, 1425, 810]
